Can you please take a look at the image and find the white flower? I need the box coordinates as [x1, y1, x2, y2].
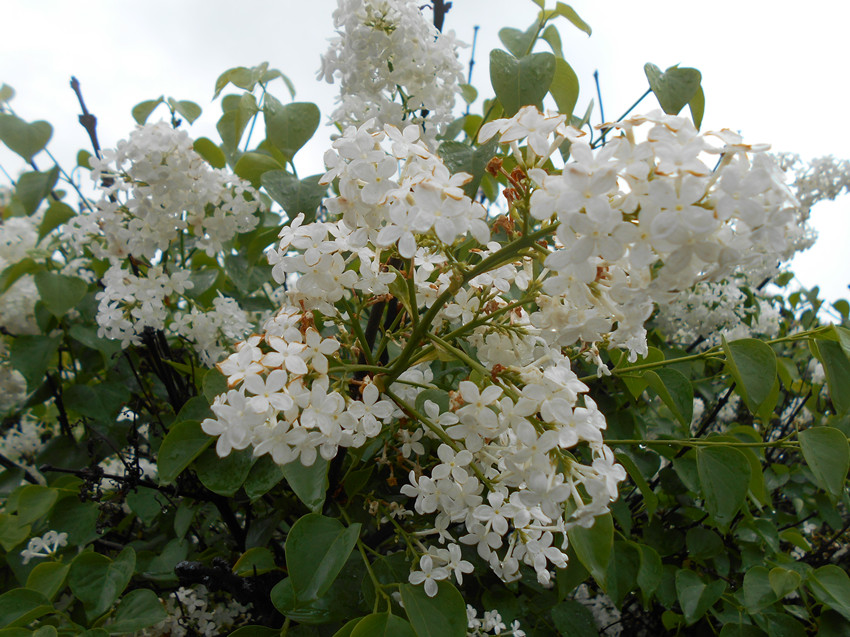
[20, 530, 68, 565]
[408, 554, 449, 597]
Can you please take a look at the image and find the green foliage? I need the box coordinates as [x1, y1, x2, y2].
[489, 50, 556, 116]
[644, 63, 703, 117]
[285, 514, 360, 602]
[0, 5, 846, 636]
[0, 113, 52, 161]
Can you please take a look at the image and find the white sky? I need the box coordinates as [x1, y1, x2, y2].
[2, 0, 849, 303]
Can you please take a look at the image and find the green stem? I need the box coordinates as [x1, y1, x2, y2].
[427, 333, 489, 377]
[586, 324, 833, 383]
[342, 297, 377, 366]
[588, 350, 723, 382]
[606, 438, 801, 449]
[340, 509, 389, 607]
[385, 389, 493, 490]
[387, 223, 558, 382]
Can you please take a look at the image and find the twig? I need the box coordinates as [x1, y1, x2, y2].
[70, 76, 103, 160]
[431, 0, 452, 32]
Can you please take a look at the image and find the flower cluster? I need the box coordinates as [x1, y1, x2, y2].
[653, 276, 781, 348]
[318, 0, 464, 134]
[202, 307, 395, 464]
[466, 605, 526, 636]
[62, 122, 261, 363]
[478, 107, 802, 365]
[202, 101, 806, 595]
[141, 585, 250, 637]
[20, 530, 68, 564]
[0, 214, 41, 335]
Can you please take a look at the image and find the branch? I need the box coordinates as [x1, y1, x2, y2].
[70, 76, 103, 160]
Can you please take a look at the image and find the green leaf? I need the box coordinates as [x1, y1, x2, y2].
[498, 25, 537, 58]
[264, 102, 320, 161]
[615, 347, 665, 398]
[157, 420, 211, 484]
[675, 569, 725, 625]
[15, 485, 58, 524]
[0, 114, 52, 161]
[107, 589, 167, 634]
[437, 138, 499, 199]
[689, 85, 705, 129]
[202, 368, 227, 402]
[697, 446, 751, 529]
[768, 567, 801, 600]
[281, 457, 329, 513]
[244, 455, 285, 500]
[38, 201, 75, 241]
[549, 57, 579, 118]
[234, 152, 282, 188]
[798, 426, 849, 498]
[815, 338, 850, 415]
[77, 150, 92, 169]
[722, 337, 777, 414]
[550, 600, 598, 637]
[742, 566, 777, 613]
[34, 271, 88, 318]
[643, 368, 693, 428]
[0, 513, 30, 552]
[1, 257, 41, 293]
[16, 167, 59, 215]
[68, 547, 136, 620]
[400, 580, 467, 637]
[685, 527, 723, 561]
[63, 382, 130, 426]
[606, 541, 641, 606]
[541, 24, 563, 58]
[637, 544, 662, 606]
[192, 137, 226, 168]
[490, 50, 556, 117]
[9, 334, 61, 393]
[718, 624, 766, 637]
[233, 547, 278, 576]
[567, 512, 613, 587]
[644, 63, 702, 116]
[26, 562, 69, 600]
[762, 612, 806, 637]
[459, 83, 478, 104]
[350, 613, 416, 637]
[194, 447, 254, 496]
[0, 84, 14, 104]
[131, 98, 164, 125]
[261, 171, 326, 220]
[0, 588, 52, 629]
[808, 566, 850, 621]
[168, 98, 202, 124]
[285, 514, 361, 602]
[216, 108, 252, 153]
[554, 2, 592, 35]
[227, 627, 280, 637]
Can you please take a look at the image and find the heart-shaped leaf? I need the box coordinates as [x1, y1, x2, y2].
[498, 25, 536, 58]
[131, 98, 164, 125]
[0, 114, 52, 161]
[261, 171, 326, 221]
[264, 102, 320, 161]
[490, 50, 556, 117]
[285, 513, 360, 602]
[644, 63, 702, 116]
[68, 547, 136, 620]
[549, 57, 579, 118]
[676, 569, 725, 625]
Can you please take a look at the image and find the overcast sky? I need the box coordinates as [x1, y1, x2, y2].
[3, 0, 849, 302]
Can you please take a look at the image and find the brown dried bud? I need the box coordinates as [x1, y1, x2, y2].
[485, 156, 503, 176]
